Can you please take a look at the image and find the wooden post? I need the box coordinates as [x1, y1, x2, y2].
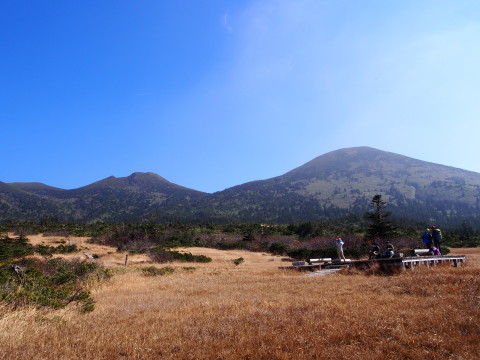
[125, 254, 129, 266]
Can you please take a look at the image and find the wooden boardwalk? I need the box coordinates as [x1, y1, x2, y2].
[279, 255, 466, 272]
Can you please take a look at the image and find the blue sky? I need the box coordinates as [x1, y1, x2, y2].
[2, 0, 480, 193]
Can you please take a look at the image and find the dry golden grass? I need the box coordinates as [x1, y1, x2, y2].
[10, 233, 152, 266]
[1, 236, 479, 360]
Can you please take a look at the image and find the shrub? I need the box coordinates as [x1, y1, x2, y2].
[287, 248, 312, 261]
[0, 258, 109, 310]
[81, 301, 95, 312]
[142, 266, 175, 276]
[148, 248, 175, 263]
[232, 257, 244, 266]
[182, 266, 196, 272]
[170, 251, 212, 263]
[216, 241, 248, 250]
[440, 246, 451, 255]
[148, 247, 212, 263]
[344, 248, 362, 259]
[0, 235, 34, 262]
[309, 247, 337, 259]
[269, 242, 289, 255]
[34, 244, 78, 257]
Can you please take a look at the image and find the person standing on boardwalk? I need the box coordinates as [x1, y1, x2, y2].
[431, 226, 443, 254]
[422, 228, 432, 249]
[336, 237, 346, 262]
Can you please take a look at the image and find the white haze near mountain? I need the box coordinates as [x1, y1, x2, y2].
[153, 0, 480, 192]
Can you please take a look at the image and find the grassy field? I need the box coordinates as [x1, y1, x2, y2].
[0, 234, 479, 359]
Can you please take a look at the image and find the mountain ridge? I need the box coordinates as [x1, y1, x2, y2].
[2, 147, 480, 224]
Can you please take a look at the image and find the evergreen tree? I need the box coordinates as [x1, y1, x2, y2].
[365, 194, 396, 240]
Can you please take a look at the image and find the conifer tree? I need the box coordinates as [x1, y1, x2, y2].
[365, 194, 396, 240]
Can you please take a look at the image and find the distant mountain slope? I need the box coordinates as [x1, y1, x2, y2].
[0, 182, 66, 220]
[202, 147, 480, 222]
[8, 182, 66, 197]
[64, 172, 208, 221]
[2, 173, 207, 222]
[1, 147, 480, 224]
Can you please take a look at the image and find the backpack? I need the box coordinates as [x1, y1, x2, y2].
[433, 229, 443, 241]
[422, 232, 432, 243]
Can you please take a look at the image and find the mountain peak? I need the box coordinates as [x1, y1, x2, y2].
[320, 146, 397, 158]
[126, 172, 169, 186]
[285, 146, 412, 178]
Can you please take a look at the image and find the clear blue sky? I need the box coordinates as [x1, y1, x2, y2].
[2, 0, 480, 193]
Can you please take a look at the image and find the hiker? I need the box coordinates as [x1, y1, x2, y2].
[369, 241, 380, 260]
[336, 237, 346, 262]
[429, 246, 441, 256]
[382, 241, 394, 258]
[421, 228, 432, 249]
[431, 226, 443, 254]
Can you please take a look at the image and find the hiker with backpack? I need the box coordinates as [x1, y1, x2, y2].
[431, 226, 443, 254]
[421, 228, 432, 249]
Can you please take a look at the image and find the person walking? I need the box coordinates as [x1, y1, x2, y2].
[431, 226, 443, 254]
[422, 228, 432, 249]
[336, 237, 346, 262]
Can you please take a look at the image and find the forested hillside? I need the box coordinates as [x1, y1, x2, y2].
[1, 147, 480, 226]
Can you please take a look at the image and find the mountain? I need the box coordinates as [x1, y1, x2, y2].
[1, 147, 480, 225]
[202, 147, 480, 223]
[64, 172, 208, 221]
[1, 173, 207, 222]
[0, 181, 66, 220]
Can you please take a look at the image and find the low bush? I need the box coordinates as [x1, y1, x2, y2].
[232, 257, 244, 266]
[286, 248, 312, 261]
[148, 247, 176, 263]
[0, 258, 110, 311]
[0, 235, 34, 262]
[34, 244, 78, 257]
[216, 241, 248, 250]
[142, 266, 175, 276]
[171, 251, 212, 263]
[148, 247, 212, 263]
[440, 246, 451, 255]
[269, 242, 289, 255]
[182, 266, 196, 272]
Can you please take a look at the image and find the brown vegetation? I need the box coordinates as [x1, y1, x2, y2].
[0, 236, 478, 360]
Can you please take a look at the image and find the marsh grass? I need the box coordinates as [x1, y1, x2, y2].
[141, 266, 175, 276]
[0, 240, 478, 360]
